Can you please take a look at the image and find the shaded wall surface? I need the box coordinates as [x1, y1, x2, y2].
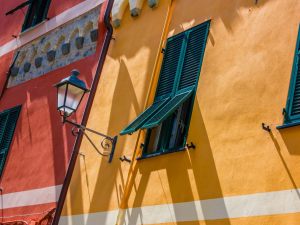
[61, 0, 300, 224]
[0, 0, 107, 223]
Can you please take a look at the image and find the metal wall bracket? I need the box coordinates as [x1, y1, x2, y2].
[186, 142, 196, 149]
[119, 155, 131, 163]
[64, 118, 118, 163]
[262, 123, 271, 132]
[282, 108, 286, 116]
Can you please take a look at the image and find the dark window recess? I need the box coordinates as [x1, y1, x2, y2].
[121, 21, 210, 156]
[144, 97, 192, 155]
[281, 25, 300, 126]
[22, 0, 51, 31]
[0, 106, 21, 176]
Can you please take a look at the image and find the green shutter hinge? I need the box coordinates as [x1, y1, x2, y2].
[161, 48, 166, 54]
[282, 108, 286, 116]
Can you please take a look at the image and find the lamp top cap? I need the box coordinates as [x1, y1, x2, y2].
[71, 69, 80, 77]
[54, 69, 89, 92]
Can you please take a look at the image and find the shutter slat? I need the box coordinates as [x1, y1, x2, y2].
[0, 106, 21, 175]
[0, 112, 9, 148]
[291, 56, 300, 116]
[142, 89, 194, 129]
[155, 34, 185, 100]
[178, 22, 209, 91]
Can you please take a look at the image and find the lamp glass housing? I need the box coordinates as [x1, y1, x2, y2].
[55, 70, 89, 117]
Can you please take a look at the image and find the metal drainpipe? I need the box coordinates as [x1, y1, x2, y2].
[51, 0, 114, 224]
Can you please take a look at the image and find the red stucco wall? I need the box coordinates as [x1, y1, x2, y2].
[0, 0, 107, 223]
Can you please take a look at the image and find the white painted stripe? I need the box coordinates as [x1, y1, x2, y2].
[0, 185, 62, 209]
[0, 0, 105, 57]
[59, 188, 300, 225]
[60, 210, 119, 225]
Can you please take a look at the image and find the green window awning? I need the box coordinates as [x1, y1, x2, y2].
[120, 99, 169, 135]
[120, 89, 194, 135]
[142, 89, 194, 129]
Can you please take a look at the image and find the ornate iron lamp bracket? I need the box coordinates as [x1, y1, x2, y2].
[63, 117, 118, 163]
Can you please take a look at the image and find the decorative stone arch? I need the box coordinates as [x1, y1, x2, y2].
[55, 35, 66, 50]
[15, 50, 27, 67]
[42, 42, 51, 53]
[68, 28, 80, 43]
[83, 21, 93, 36]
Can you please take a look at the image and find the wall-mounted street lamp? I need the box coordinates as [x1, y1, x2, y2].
[54, 69, 117, 163]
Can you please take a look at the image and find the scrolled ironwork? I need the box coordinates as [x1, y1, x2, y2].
[62, 118, 117, 162]
[100, 136, 113, 150]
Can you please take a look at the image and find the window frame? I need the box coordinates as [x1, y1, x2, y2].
[142, 92, 196, 157]
[141, 22, 210, 157]
[22, 0, 52, 32]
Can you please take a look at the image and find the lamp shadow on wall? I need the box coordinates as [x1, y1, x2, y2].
[117, 97, 231, 225]
[278, 127, 300, 155]
[271, 127, 300, 196]
[84, 58, 151, 224]
[269, 128, 300, 198]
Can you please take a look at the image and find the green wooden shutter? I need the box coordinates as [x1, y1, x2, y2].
[142, 89, 194, 129]
[0, 112, 9, 150]
[290, 53, 300, 116]
[0, 106, 21, 175]
[155, 33, 185, 101]
[285, 25, 300, 123]
[177, 21, 210, 91]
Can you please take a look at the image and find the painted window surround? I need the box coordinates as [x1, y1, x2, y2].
[0, 0, 104, 58]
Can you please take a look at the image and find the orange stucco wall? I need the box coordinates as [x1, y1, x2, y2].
[61, 0, 300, 224]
